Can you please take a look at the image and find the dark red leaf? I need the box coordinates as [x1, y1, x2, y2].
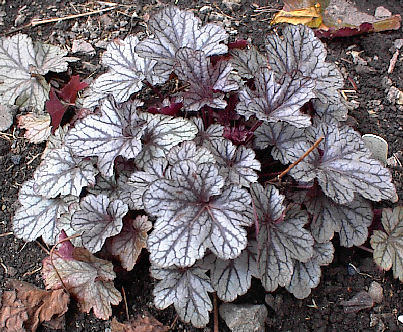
[46, 88, 67, 133]
[217, 93, 239, 126]
[223, 125, 252, 146]
[57, 230, 74, 260]
[59, 75, 88, 104]
[228, 39, 248, 49]
[148, 102, 182, 116]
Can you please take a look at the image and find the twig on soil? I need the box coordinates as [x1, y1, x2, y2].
[213, 293, 219, 332]
[36, 240, 50, 255]
[0, 257, 8, 274]
[169, 315, 178, 330]
[276, 136, 324, 181]
[26, 152, 42, 166]
[0, 231, 13, 237]
[388, 50, 399, 74]
[356, 245, 374, 254]
[121, 286, 129, 321]
[22, 265, 42, 277]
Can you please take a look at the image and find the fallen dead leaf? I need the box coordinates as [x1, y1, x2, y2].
[17, 113, 51, 144]
[111, 312, 169, 332]
[271, 3, 322, 27]
[0, 279, 69, 332]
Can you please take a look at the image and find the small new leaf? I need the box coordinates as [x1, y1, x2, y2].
[174, 48, 238, 111]
[66, 98, 145, 177]
[136, 6, 228, 81]
[110, 215, 152, 271]
[42, 246, 122, 320]
[71, 194, 128, 253]
[371, 206, 403, 281]
[151, 264, 213, 328]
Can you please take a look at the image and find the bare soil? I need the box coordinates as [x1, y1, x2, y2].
[0, 0, 402, 331]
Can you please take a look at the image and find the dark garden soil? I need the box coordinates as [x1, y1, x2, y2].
[0, 0, 402, 331]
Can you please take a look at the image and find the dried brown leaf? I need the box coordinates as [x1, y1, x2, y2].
[17, 113, 51, 144]
[0, 279, 69, 332]
[111, 312, 169, 332]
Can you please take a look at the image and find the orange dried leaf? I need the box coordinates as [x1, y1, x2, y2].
[111, 312, 169, 332]
[0, 279, 69, 332]
[17, 112, 51, 144]
[271, 3, 322, 28]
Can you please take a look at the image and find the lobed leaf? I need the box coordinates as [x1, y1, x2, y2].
[151, 264, 213, 328]
[66, 97, 145, 177]
[236, 68, 314, 127]
[371, 206, 403, 281]
[230, 46, 268, 80]
[289, 121, 398, 204]
[136, 6, 228, 81]
[17, 113, 52, 144]
[191, 117, 224, 146]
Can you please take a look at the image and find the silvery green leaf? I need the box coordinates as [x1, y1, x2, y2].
[66, 98, 145, 177]
[41, 125, 69, 159]
[301, 190, 372, 246]
[167, 141, 215, 166]
[312, 98, 348, 121]
[151, 264, 213, 328]
[191, 117, 224, 146]
[266, 25, 343, 104]
[88, 173, 137, 209]
[135, 112, 198, 168]
[71, 194, 128, 253]
[12, 180, 76, 243]
[251, 183, 314, 291]
[236, 68, 314, 127]
[174, 48, 238, 111]
[83, 36, 160, 108]
[254, 121, 309, 164]
[0, 34, 75, 110]
[127, 158, 168, 210]
[286, 242, 334, 299]
[144, 160, 253, 267]
[207, 241, 258, 302]
[33, 146, 97, 198]
[230, 46, 268, 79]
[136, 6, 228, 81]
[110, 215, 152, 271]
[207, 139, 261, 187]
[289, 121, 398, 204]
[371, 206, 403, 282]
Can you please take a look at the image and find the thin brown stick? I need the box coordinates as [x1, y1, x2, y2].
[277, 136, 324, 180]
[388, 50, 399, 74]
[36, 240, 50, 255]
[213, 293, 219, 332]
[121, 286, 129, 321]
[0, 231, 13, 237]
[169, 315, 178, 329]
[356, 245, 374, 254]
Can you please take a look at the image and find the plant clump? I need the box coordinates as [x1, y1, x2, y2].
[3, 5, 400, 329]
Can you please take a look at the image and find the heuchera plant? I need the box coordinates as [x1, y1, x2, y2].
[3, 6, 400, 328]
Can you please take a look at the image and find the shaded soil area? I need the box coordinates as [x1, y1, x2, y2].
[0, 0, 402, 331]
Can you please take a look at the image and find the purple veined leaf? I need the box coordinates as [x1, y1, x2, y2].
[191, 117, 224, 146]
[265, 24, 344, 104]
[206, 138, 261, 187]
[42, 246, 122, 320]
[144, 160, 253, 268]
[167, 141, 215, 166]
[41, 125, 69, 160]
[33, 146, 97, 198]
[151, 264, 214, 328]
[127, 158, 168, 210]
[134, 112, 198, 168]
[136, 6, 228, 82]
[298, 189, 372, 246]
[12, 179, 79, 244]
[110, 215, 152, 271]
[230, 46, 268, 80]
[236, 68, 314, 127]
[174, 48, 238, 111]
[66, 97, 146, 177]
[254, 121, 310, 164]
[88, 172, 137, 210]
[286, 242, 334, 299]
[204, 241, 258, 302]
[371, 206, 403, 281]
[0, 34, 76, 110]
[83, 36, 161, 108]
[312, 98, 348, 121]
[71, 194, 128, 253]
[250, 183, 314, 291]
[289, 120, 398, 204]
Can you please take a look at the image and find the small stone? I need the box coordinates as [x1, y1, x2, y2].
[220, 304, 267, 332]
[99, 14, 114, 29]
[386, 86, 400, 104]
[362, 134, 388, 163]
[10, 154, 21, 165]
[398, 315, 403, 324]
[393, 39, 403, 50]
[374, 6, 392, 19]
[368, 281, 383, 304]
[71, 39, 96, 55]
[1, 204, 6, 211]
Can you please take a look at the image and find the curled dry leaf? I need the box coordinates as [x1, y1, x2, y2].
[0, 279, 69, 332]
[111, 312, 169, 332]
[17, 113, 51, 144]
